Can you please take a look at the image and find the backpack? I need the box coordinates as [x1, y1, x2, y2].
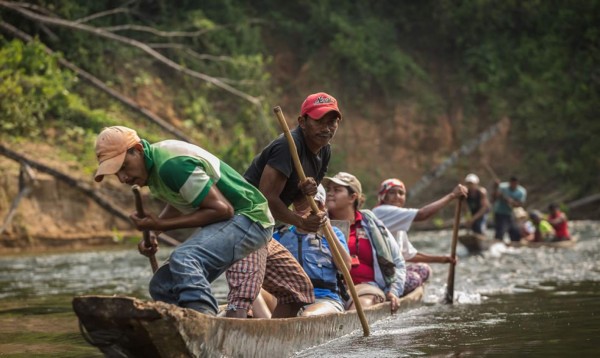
[360, 209, 396, 285]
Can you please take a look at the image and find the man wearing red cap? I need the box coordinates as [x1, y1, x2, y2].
[94, 126, 275, 316]
[245, 92, 342, 228]
[236, 92, 343, 317]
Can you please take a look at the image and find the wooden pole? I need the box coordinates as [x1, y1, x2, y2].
[444, 198, 463, 304]
[483, 163, 499, 182]
[132, 185, 158, 273]
[273, 106, 370, 336]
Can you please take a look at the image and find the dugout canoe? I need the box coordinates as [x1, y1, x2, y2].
[458, 233, 494, 253]
[510, 236, 578, 249]
[73, 285, 424, 358]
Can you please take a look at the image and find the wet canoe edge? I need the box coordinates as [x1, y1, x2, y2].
[73, 286, 424, 358]
[459, 234, 577, 253]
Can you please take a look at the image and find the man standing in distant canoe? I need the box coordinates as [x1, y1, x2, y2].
[229, 92, 343, 317]
[463, 173, 490, 234]
[492, 176, 527, 242]
[93, 126, 274, 316]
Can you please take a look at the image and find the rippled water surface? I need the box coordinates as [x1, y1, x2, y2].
[1, 221, 598, 357]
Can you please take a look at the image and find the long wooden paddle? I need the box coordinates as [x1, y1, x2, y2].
[132, 185, 158, 273]
[444, 198, 463, 304]
[273, 106, 370, 337]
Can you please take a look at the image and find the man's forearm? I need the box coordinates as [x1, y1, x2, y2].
[415, 193, 455, 221]
[158, 204, 182, 220]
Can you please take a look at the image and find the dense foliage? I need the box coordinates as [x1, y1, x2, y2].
[0, 0, 598, 195]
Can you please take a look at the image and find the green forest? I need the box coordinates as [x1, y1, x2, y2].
[0, 0, 598, 209]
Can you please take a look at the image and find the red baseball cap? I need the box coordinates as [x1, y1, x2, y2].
[300, 92, 342, 120]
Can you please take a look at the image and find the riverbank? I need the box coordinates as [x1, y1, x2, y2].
[0, 230, 141, 256]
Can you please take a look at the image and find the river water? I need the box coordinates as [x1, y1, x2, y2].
[0, 221, 598, 357]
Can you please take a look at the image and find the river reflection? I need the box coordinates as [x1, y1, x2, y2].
[0, 221, 598, 357]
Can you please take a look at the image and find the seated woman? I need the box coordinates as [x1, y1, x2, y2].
[529, 210, 556, 242]
[547, 203, 571, 241]
[274, 185, 352, 316]
[323, 172, 406, 313]
[372, 178, 464, 295]
[514, 207, 535, 242]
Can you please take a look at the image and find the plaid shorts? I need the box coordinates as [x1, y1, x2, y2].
[226, 243, 268, 312]
[226, 239, 314, 311]
[403, 263, 431, 295]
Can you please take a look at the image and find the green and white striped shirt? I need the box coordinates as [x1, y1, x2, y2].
[142, 139, 274, 228]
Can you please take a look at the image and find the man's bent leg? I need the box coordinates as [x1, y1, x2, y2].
[508, 217, 521, 242]
[472, 215, 487, 235]
[225, 245, 268, 318]
[149, 263, 178, 304]
[261, 240, 314, 318]
[169, 215, 272, 315]
[494, 214, 509, 240]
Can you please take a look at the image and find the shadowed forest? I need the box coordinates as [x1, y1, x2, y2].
[0, 1, 598, 248]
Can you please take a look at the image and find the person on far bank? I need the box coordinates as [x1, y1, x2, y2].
[93, 126, 274, 316]
[492, 176, 527, 242]
[232, 92, 342, 318]
[274, 185, 352, 316]
[463, 173, 490, 234]
[324, 172, 406, 312]
[372, 178, 466, 295]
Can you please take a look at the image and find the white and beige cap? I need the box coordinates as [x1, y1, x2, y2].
[464, 173, 480, 185]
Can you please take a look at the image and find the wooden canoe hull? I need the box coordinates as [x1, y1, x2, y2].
[510, 237, 577, 249]
[73, 286, 424, 358]
[458, 233, 494, 253]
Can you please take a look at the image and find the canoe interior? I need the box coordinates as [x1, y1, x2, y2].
[73, 286, 424, 358]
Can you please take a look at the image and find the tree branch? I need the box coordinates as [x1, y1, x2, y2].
[101, 24, 217, 38]
[74, 7, 131, 24]
[149, 43, 236, 63]
[0, 20, 193, 143]
[0, 1, 262, 105]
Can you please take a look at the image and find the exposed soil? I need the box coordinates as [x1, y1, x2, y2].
[0, 143, 144, 255]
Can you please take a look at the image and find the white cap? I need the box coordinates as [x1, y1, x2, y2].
[465, 173, 480, 184]
[315, 184, 326, 205]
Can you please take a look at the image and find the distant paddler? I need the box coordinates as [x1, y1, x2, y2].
[372, 178, 466, 294]
[492, 176, 527, 243]
[463, 173, 491, 235]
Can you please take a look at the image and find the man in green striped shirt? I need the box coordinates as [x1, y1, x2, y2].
[94, 126, 274, 316]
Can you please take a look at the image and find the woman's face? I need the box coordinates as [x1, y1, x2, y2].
[382, 185, 406, 207]
[326, 183, 356, 212]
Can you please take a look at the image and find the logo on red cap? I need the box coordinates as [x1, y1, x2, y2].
[313, 96, 335, 105]
[300, 92, 341, 120]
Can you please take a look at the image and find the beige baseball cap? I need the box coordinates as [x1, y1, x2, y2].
[94, 126, 140, 182]
[322, 172, 362, 195]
